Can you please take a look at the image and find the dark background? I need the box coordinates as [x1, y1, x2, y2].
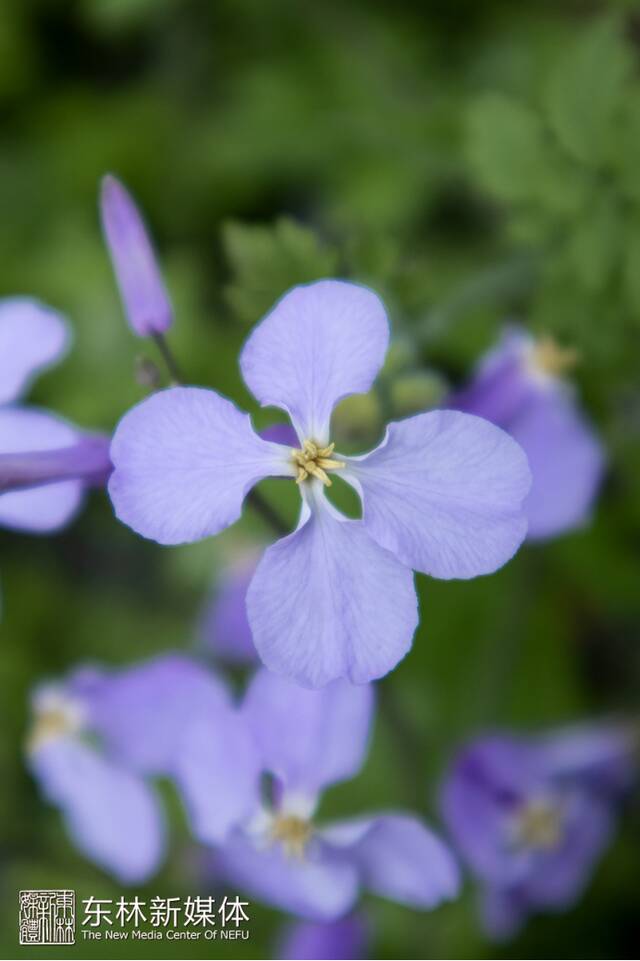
[1, 1, 638, 957]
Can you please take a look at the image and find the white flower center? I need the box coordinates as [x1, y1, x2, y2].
[291, 439, 345, 487]
[26, 687, 85, 753]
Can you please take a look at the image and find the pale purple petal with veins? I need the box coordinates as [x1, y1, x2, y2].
[108, 386, 292, 545]
[100, 175, 173, 337]
[240, 280, 389, 442]
[30, 736, 165, 883]
[246, 492, 418, 687]
[345, 410, 531, 579]
[242, 668, 374, 796]
[0, 298, 69, 404]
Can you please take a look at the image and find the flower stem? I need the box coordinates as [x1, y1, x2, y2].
[246, 490, 289, 536]
[151, 331, 183, 385]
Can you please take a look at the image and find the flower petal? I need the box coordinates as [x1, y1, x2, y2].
[0, 298, 69, 404]
[29, 737, 164, 883]
[0, 408, 84, 533]
[322, 814, 460, 909]
[277, 915, 368, 960]
[0, 435, 112, 493]
[508, 391, 605, 540]
[522, 794, 612, 908]
[536, 722, 635, 797]
[109, 386, 291, 545]
[200, 552, 260, 664]
[240, 280, 389, 442]
[345, 410, 531, 579]
[479, 886, 527, 941]
[440, 735, 544, 885]
[173, 704, 260, 843]
[246, 495, 418, 687]
[71, 654, 231, 775]
[450, 328, 536, 425]
[243, 668, 374, 796]
[216, 831, 359, 921]
[100, 175, 173, 337]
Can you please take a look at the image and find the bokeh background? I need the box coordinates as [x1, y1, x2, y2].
[2, 0, 639, 957]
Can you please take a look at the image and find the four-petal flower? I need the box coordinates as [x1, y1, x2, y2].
[178, 667, 460, 920]
[109, 280, 532, 686]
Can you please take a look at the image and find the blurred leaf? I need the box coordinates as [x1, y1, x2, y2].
[544, 17, 631, 167]
[467, 93, 585, 214]
[623, 212, 640, 320]
[611, 89, 640, 202]
[222, 216, 340, 323]
[390, 369, 447, 417]
[566, 194, 621, 293]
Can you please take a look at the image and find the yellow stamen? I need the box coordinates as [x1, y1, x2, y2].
[291, 439, 345, 487]
[26, 708, 78, 753]
[512, 799, 562, 850]
[531, 335, 579, 378]
[270, 814, 313, 859]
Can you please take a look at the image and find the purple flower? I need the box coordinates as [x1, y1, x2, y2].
[451, 328, 605, 540]
[200, 550, 260, 664]
[178, 668, 460, 921]
[277, 914, 368, 960]
[440, 723, 634, 939]
[0, 299, 112, 533]
[26, 654, 246, 883]
[100, 175, 173, 337]
[109, 281, 531, 687]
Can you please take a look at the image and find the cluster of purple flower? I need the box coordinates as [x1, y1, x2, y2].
[5, 176, 631, 952]
[26, 628, 634, 945]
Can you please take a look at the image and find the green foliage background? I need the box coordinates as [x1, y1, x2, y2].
[1, 1, 638, 958]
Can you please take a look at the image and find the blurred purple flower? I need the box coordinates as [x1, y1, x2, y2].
[100, 175, 173, 337]
[179, 668, 460, 921]
[277, 914, 368, 960]
[200, 551, 260, 664]
[451, 328, 605, 540]
[0, 298, 112, 533]
[26, 654, 247, 883]
[109, 280, 531, 687]
[440, 723, 635, 939]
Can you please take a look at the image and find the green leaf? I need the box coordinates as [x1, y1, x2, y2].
[222, 217, 339, 323]
[467, 94, 585, 215]
[623, 212, 640, 320]
[544, 16, 632, 167]
[565, 194, 621, 293]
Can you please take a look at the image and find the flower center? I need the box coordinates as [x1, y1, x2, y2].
[530, 335, 579, 379]
[512, 798, 563, 851]
[26, 690, 85, 753]
[291, 439, 345, 487]
[270, 814, 313, 858]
